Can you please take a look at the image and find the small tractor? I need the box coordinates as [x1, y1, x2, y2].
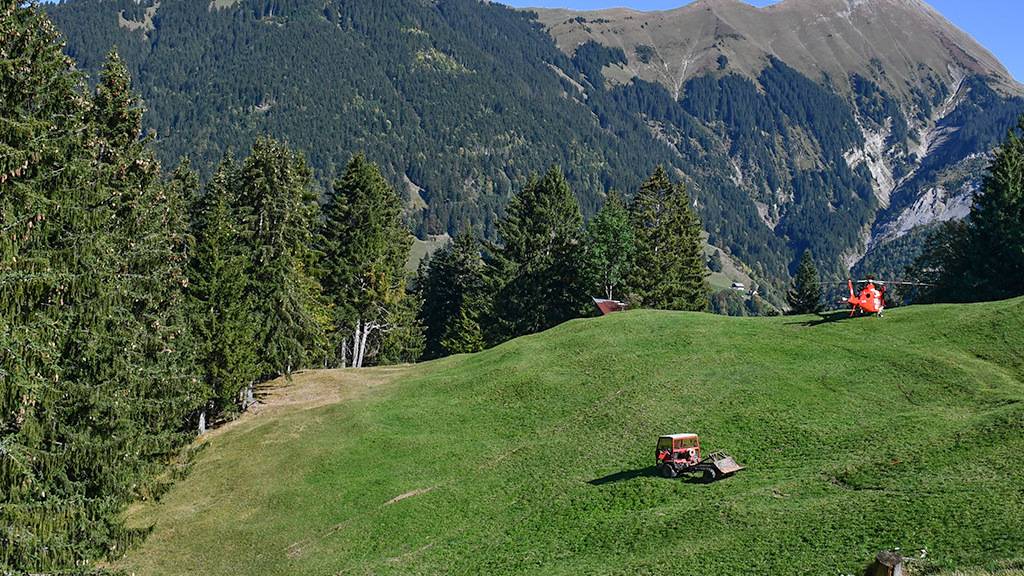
[655, 433, 744, 482]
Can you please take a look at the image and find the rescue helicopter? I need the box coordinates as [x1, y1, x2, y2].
[839, 277, 933, 317]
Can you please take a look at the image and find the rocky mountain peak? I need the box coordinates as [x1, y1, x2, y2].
[533, 0, 1020, 100]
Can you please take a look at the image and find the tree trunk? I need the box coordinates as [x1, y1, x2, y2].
[362, 319, 374, 364]
[353, 319, 380, 369]
[353, 320, 363, 368]
[241, 382, 254, 411]
[197, 409, 206, 436]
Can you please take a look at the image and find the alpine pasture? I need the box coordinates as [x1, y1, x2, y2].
[119, 298, 1024, 575]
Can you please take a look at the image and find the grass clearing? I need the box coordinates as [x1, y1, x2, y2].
[119, 299, 1024, 575]
[406, 235, 450, 273]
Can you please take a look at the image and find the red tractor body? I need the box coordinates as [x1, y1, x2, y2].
[656, 433, 744, 482]
[656, 433, 702, 469]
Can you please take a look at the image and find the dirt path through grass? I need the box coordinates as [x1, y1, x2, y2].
[119, 364, 416, 555]
[202, 365, 414, 441]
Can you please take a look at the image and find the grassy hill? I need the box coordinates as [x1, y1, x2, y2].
[118, 299, 1024, 575]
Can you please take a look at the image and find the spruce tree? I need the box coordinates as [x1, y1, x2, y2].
[90, 49, 143, 160]
[88, 49, 202, 454]
[319, 154, 418, 368]
[490, 166, 586, 341]
[418, 233, 489, 359]
[1, 21, 200, 570]
[584, 192, 635, 301]
[186, 158, 259, 420]
[2, 5, 103, 568]
[629, 166, 709, 311]
[236, 137, 328, 377]
[912, 117, 1024, 301]
[962, 117, 1024, 298]
[441, 308, 487, 355]
[787, 249, 823, 314]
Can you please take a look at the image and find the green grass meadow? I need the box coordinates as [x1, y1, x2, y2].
[120, 298, 1024, 575]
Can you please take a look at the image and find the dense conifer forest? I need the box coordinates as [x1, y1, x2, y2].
[43, 0, 1024, 298]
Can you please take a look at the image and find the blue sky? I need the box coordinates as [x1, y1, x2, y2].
[501, 0, 1024, 82]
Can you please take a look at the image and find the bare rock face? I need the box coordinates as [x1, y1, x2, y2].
[534, 0, 1018, 100]
[873, 153, 985, 246]
[533, 0, 1022, 270]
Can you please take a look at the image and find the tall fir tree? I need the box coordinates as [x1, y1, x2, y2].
[236, 137, 328, 377]
[629, 166, 709, 311]
[912, 117, 1024, 301]
[968, 117, 1024, 298]
[584, 192, 635, 301]
[1, 18, 201, 571]
[418, 233, 489, 359]
[88, 49, 202, 452]
[787, 249, 823, 314]
[490, 166, 586, 341]
[186, 158, 259, 421]
[319, 154, 419, 368]
[2, 5, 106, 568]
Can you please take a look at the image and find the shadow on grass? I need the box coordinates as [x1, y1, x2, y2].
[785, 310, 855, 327]
[588, 468, 658, 485]
[588, 468, 714, 485]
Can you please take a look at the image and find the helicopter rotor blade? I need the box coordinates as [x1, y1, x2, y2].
[869, 281, 936, 287]
[880, 278, 937, 284]
[823, 279, 936, 287]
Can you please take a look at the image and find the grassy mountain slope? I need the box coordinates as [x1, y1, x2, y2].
[119, 298, 1024, 575]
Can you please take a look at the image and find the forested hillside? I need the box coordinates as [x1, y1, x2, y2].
[44, 0, 1024, 296]
[46, 0, 678, 237]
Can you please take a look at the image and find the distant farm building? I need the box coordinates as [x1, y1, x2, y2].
[731, 282, 746, 291]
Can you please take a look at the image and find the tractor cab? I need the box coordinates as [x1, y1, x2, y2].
[655, 433, 744, 481]
[656, 433, 701, 468]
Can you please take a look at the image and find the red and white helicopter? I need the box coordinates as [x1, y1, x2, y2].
[841, 277, 932, 317]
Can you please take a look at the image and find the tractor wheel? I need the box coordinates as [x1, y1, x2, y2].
[659, 464, 677, 478]
[703, 468, 718, 483]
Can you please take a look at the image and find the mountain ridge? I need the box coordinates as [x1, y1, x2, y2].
[529, 0, 1024, 270]
[44, 0, 1024, 298]
[530, 0, 1021, 98]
